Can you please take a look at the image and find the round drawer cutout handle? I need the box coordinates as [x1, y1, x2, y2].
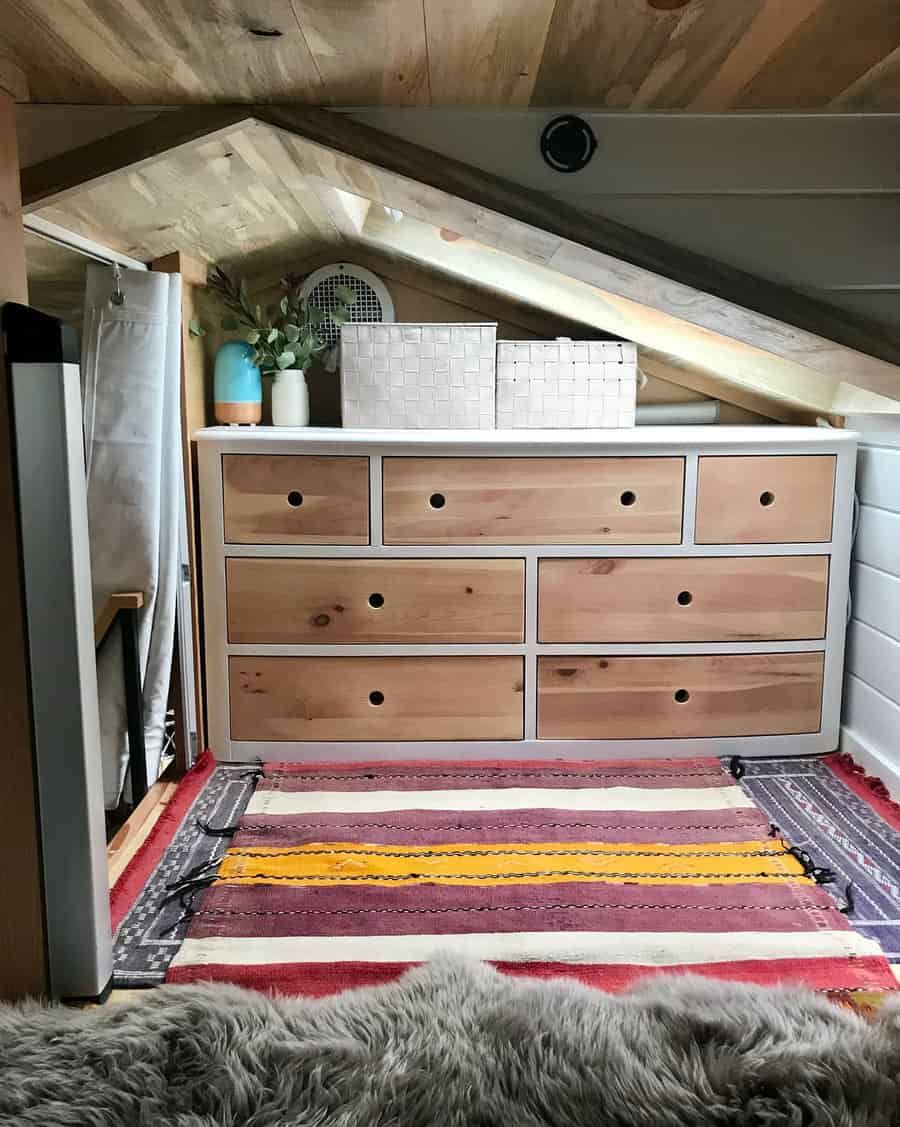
[676, 590, 693, 606]
[759, 490, 775, 507]
[620, 490, 636, 507]
[673, 688, 690, 704]
[368, 592, 385, 608]
[287, 490, 304, 508]
[369, 690, 385, 707]
[429, 492, 447, 509]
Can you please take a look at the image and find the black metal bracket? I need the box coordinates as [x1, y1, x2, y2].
[96, 600, 147, 804]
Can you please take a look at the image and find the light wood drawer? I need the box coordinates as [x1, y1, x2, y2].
[695, 455, 835, 544]
[537, 653, 824, 739]
[223, 455, 369, 544]
[538, 556, 829, 642]
[382, 457, 684, 544]
[227, 558, 525, 643]
[229, 655, 524, 741]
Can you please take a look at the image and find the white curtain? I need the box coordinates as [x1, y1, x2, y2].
[81, 265, 182, 807]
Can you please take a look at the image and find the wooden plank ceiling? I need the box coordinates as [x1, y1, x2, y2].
[21, 109, 900, 416]
[2, 0, 900, 109]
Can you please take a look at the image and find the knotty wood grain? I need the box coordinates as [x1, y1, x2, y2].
[6, 0, 900, 110]
[695, 455, 836, 544]
[538, 653, 825, 740]
[538, 556, 829, 643]
[0, 91, 47, 999]
[227, 557, 525, 643]
[383, 456, 684, 545]
[223, 454, 369, 545]
[229, 655, 524, 741]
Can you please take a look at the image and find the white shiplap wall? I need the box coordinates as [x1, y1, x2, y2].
[843, 415, 900, 797]
[347, 111, 900, 330]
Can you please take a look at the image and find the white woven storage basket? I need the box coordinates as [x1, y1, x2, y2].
[341, 322, 497, 429]
[496, 339, 638, 429]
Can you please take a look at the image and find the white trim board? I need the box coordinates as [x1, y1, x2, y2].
[24, 216, 148, 271]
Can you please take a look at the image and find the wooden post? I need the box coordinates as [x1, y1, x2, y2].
[151, 252, 209, 764]
[0, 90, 48, 999]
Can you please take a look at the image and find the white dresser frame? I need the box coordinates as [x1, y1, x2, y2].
[198, 426, 857, 763]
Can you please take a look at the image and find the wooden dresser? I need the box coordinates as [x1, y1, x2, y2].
[197, 426, 856, 762]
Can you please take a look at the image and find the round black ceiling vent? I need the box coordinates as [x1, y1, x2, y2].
[540, 115, 597, 174]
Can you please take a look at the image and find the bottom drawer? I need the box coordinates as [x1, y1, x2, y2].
[230, 655, 524, 741]
[537, 653, 824, 740]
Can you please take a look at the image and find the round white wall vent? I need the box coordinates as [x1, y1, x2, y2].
[299, 263, 394, 348]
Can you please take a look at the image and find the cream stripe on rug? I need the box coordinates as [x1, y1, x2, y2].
[245, 786, 756, 816]
[170, 928, 881, 969]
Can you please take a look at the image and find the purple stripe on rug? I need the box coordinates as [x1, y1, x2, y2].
[259, 764, 730, 793]
[191, 880, 840, 939]
[233, 807, 772, 848]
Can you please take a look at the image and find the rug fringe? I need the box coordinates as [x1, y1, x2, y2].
[827, 753, 900, 833]
[110, 750, 217, 932]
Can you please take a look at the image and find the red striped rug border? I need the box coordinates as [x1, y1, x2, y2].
[264, 756, 726, 774]
[167, 955, 896, 997]
[825, 753, 900, 833]
[111, 750, 216, 932]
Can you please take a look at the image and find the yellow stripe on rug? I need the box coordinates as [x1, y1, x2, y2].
[217, 840, 807, 887]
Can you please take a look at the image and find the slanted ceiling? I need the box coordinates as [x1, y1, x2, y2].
[20, 106, 900, 417]
[2, 0, 900, 109]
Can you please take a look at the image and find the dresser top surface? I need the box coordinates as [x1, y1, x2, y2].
[196, 425, 857, 455]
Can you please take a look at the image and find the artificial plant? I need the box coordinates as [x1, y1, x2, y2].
[194, 267, 355, 374]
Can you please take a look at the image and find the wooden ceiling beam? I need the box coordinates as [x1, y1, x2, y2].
[20, 106, 255, 212]
[256, 106, 900, 381]
[20, 105, 900, 409]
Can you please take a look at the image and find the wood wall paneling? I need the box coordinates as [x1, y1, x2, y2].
[20, 108, 900, 413]
[5, 0, 900, 109]
[0, 90, 47, 999]
[296, 0, 429, 106]
[151, 251, 209, 761]
[346, 108, 900, 335]
[424, 0, 556, 106]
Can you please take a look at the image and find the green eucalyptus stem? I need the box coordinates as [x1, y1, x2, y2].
[207, 266, 355, 375]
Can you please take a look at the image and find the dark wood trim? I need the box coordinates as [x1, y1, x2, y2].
[20, 107, 255, 211]
[255, 105, 900, 371]
[0, 91, 48, 1000]
[19, 104, 900, 372]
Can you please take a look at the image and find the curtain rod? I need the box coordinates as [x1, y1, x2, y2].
[24, 215, 148, 271]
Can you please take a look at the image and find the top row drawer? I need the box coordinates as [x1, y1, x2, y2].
[222, 454, 835, 546]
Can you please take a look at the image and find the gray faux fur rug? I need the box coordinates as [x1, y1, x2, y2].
[1, 958, 899, 1126]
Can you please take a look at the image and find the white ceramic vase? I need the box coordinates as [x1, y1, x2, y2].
[271, 369, 309, 427]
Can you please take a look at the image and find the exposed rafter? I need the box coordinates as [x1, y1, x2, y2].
[19, 104, 900, 414]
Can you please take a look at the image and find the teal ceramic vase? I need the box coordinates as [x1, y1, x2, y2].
[214, 341, 262, 425]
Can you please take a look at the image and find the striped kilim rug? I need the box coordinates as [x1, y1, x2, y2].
[166, 758, 897, 997]
[739, 755, 900, 962]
